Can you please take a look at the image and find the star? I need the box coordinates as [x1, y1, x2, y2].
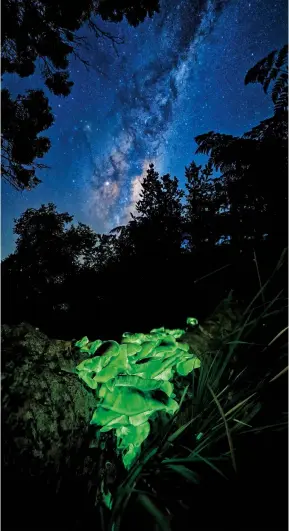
[2, 0, 287, 258]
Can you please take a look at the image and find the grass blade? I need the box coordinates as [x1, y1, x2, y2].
[267, 326, 288, 348]
[224, 393, 256, 418]
[192, 451, 228, 480]
[138, 494, 171, 531]
[269, 366, 288, 383]
[208, 384, 237, 472]
[167, 416, 197, 443]
[166, 464, 200, 484]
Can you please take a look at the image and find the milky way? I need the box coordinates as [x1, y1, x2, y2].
[2, 0, 287, 256]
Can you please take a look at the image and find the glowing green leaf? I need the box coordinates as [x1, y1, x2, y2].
[78, 370, 99, 389]
[133, 341, 160, 360]
[74, 318, 201, 470]
[164, 328, 185, 338]
[176, 356, 201, 376]
[126, 343, 142, 356]
[75, 336, 89, 348]
[101, 483, 112, 509]
[87, 339, 102, 355]
[186, 317, 199, 327]
[122, 332, 147, 344]
[150, 327, 165, 334]
[76, 356, 103, 373]
[175, 342, 190, 352]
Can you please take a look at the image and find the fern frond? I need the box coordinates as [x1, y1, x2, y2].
[272, 73, 288, 104]
[274, 92, 288, 115]
[275, 44, 288, 70]
[195, 133, 234, 157]
[244, 50, 277, 87]
[263, 67, 279, 94]
[109, 225, 125, 235]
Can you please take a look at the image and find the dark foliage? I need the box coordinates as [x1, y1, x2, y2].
[245, 44, 288, 114]
[2, 0, 160, 93]
[2, 47, 288, 338]
[1, 88, 54, 190]
[1, 0, 160, 189]
[97, 0, 160, 26]
[1, 48, 288, 531]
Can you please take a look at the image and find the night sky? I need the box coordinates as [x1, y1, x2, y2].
[2, 0, 287, 258]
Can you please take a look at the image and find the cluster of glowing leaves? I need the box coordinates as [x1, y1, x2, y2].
[74, 323, 201, 470]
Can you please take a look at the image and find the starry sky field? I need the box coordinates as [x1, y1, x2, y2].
[2, 0, 287, 258]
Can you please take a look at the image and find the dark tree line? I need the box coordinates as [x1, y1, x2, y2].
[1, 0, 160, 190]
[2, 46, 288, 339]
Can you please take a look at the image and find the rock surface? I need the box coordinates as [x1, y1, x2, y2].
[2, 323, 102, 530]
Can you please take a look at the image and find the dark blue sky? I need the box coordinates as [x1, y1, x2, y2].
[2, 0, 287, 258]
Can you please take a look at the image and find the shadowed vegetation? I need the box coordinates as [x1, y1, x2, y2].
[1, 45, 288, 531]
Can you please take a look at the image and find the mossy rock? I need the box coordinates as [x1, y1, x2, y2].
[1, 323, 103, 530]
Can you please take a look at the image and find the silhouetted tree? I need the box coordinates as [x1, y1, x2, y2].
[96, 0, 160, 26]
[2, 47, 288, 338]
[2, 203, 99, 327]
[110, 164, 185, 263]
[183, 161, 227, 250]
[2, 0, 160, 94]
[1, 0, 160, 188]
[195, 45, 288, 250]
[130, 163, 184, 257]
[1, 89, 54, 190]
[245, 44, 288, 115]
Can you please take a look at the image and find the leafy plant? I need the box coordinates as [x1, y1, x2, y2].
[103, 252, 288, 531]
[245, 44, 288, 115]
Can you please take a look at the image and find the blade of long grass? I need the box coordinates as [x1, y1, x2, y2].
[166, 464, 200, 484]
[269, 366, 288, 383]
[138, 494, 171, 531]
[110, 447, 159, 530]
[253, 249, 266, 305]
[224, 304, 287, 344]
[109, 486, 133, 531]
[243, 248, 287, 317]
[230, 402, 262, 435]
[242, 290, 285, 341]
[196, 356, 213, 405]
[267, 326, 288, 348]
[207, 384, 237, 472]
[193, 263, 231, 284]
[162, 454, 228, 480]
[167, 416, 197, 443]
[240, 421, 288, 434]
[224, 393, 256, 418]
[193, 451, 228, 479]
[100, 506, 106, 531]
[180, 447, 229, 462]
[179, 384, 189, 409]
[233, 418, 252, 428]
[156, 385, 190, 449]
[160, 392, 221, 452]
[225, 341, 263, 346]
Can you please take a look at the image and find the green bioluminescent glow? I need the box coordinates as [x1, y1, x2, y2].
[75, 322, 201, 471]
[186, 317, 199, 327]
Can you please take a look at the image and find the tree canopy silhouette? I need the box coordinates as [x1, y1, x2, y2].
[2, 0, 160, 94]
[2, 46, 288, 337]
[2, 203, 99, 327]
[195, 44, 288, 250]
[1, 0, 160, 189]
[110, 163, 184, 270]
[245, 44, 288, 114]
[1, 88, 54, 190]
